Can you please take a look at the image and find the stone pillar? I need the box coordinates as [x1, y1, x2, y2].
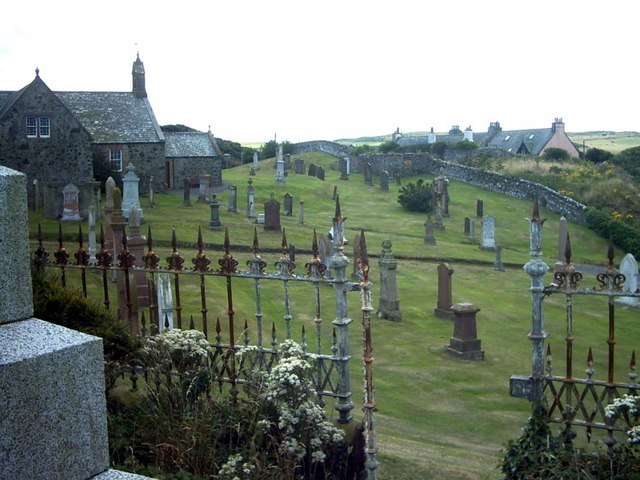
[476, 199, 484, 218]
[446, 303, 484, 360]
[246, 179, 256, 218]
[209, 194, 222, 231]
[0, 167, 151, 480]
[228, 184, 238, 213]
[121, 163, 143, 221]
[377, 239, 402, 321]
[434, 263, 454, 319]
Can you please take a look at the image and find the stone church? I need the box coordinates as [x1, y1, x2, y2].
[0, 54, 222, 219]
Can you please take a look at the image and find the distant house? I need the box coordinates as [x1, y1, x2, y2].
[164, 130, 223, 189]
[0, 54, 223, 219]
[395, 118, 580, 158]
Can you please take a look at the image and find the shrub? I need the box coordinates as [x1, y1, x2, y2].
[261, 139, 292, 159]
[397, 178, 434, 213]
[584, 207, 640, 258]
[543, 147, 571, 161]
[586, 147, 614, 164]
[378, 141, 400, 153]
[430, 141, 447, 157]
[453, 140, 478, 150]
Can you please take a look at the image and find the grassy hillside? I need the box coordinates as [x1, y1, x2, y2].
[29, 153, 637, 479]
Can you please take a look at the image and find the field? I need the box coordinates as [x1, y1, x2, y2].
[30, 152, 638, 478]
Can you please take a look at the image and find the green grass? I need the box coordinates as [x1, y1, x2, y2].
[568, 131, 640, 154]
[29, 153, 638, 479]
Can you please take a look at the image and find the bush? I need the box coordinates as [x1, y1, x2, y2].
[378, 141, 400, 154]
[453, 140, 478, 150]
[584, 207, 640, 258]
[543, 147, 571, 161]
[430, 141, 447, 157]
[585, 147, 614, 164]
[397, 178, 434, 213]
[261, 140, 292, 159]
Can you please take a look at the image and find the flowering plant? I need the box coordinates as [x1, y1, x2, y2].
[605, 394, 640, 444]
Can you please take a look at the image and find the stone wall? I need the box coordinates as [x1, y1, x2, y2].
[173, 156, 223, 187]
[355, 153, 587, 224]
[291, 140, 352, 159]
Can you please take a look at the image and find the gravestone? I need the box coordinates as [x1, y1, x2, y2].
[442, 191, 449, 217]
[340, 157, 349, 180]
[424, 216, 436, 245]
[246, 179, 256, 218]
[298, 200, 304, 225]
[476, 199, 484, 218]
[617, 253, 640, 307]
[264, 194, 281, 232]
[316, 166, 325, 181]
[446, 303, 485, 361]
[377, 239, 402, 321]
[157, 273, 174, 331]
[434, 263, 454, 318]
[295, 157, 305, 174]
[351, 233, 362, 280]
[433, 206, 445, 231]
[318, 233, 329, 266]
[275, 146, 286, 183]
[209, 194, 222, 230]
[364, 161, 373, 186]
[88, 205, 97, 265]
[308, 163, 317, 177]
[183, 177, 192, 207]
[61, 183, 82, 221]
[464, 217, 470, 235]
[228, 184, 238, 213]
[284, 193, 293, 216]
[284, 153, 291, 170]
[557, 215, 568, 268]
[380, 171, 389, 191]
[121, 163, 143, 221]
[493, 244, 505, 271]
[199, 174, 213, 203]
[480, 216, 496, 251]
[253, 151, 259, 171]
[468, 219, 476, 242]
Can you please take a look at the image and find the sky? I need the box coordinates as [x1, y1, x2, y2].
[2, 1, 638, 144]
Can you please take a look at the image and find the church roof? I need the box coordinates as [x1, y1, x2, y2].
[165, 132, 221, 157]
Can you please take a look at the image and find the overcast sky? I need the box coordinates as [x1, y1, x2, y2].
[2, 1, 638, 144]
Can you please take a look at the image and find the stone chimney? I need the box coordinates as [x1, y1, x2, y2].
[487, 121, 502, 140]
[428, 127, 436, 144]
[551, 117, 564, 134]
[132, 53, 147, 99]
[464, 125, 474, 142]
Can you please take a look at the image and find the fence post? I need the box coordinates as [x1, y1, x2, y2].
[523, 200, 550, 404]
[329, 196, 354, 423]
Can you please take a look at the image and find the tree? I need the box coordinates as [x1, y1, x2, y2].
[430, 142, 447, 157]
[612, 146, 640, 182]
[542, 147, 570, 161]
[261, 140, 293, 158]
[378, 141, 400, 154]
[397, 178, 434, 213]
[585, 147, 614, 164]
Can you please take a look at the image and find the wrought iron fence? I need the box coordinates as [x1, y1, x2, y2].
[511, 200, 639, 450]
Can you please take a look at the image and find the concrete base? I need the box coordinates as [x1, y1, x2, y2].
[434, 308, 454, 320]
[445, 344, 485, 361]
[0, 319, 108, 480]
[91, 470, 157, 479]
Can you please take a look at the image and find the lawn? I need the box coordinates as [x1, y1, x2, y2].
[30, 152, 636, 479]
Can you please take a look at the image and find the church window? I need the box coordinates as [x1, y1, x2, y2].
[109, 148, 123, 172]
[26, 117, 50, 138]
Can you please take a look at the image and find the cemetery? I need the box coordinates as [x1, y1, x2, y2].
[7, 149, 640, 479]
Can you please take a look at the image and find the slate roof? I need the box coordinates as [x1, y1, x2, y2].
[165, 132, 221, 158]
[56, 92, 164, 144]
[484, 128, 553, 155]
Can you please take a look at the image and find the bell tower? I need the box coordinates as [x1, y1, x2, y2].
[132, 53, 147, 99]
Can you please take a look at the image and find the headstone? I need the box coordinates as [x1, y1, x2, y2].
[436, 176, 445, 195]
[380, 171, 389, 191]
[340, 157, 349, 180]
[468, 219, 476, 242]
[476, 199, 484, 218]
[434, 206, 445, 231]
[283, 193, 293, 216]
[199, 174, 213, 203]
[246, 178, 256, 218]
[557, 215, 568, 268]
[351, 233, 362, 280]
[480, 216, 496, 251]
[253, 151, 259, 171]
[264, 194, 281, 232]
[61, 183, 82, 221]
[276, 145, 286, 183]
[249, 166, 256, 176]
[464, 217, 470, 235]
[122, 163, 143, 221]
[148, 175, 155, 208]
[493, 244, 505, 271]
[316, 166, 325, 181]
[377, 239, 402, 321]
[318, 233, 329, 266]
[308, 163, 317, 177]
[424, 216, 436, 245]
[295, 157, 305, 174]
[228, 184, 238, 213]
[442, 191, 449, 217]
[617, 253, 640, 307]
[298, 200, 304, 225]
[88, 205, 97, 264]
[364, 161, 373, 186]
[209, 194, 222, 230]
[183, 177, 192, 207]
[446, 303, 485, 361]
[434, 263, 454, 318]
[256, 213, 265, 224]
[284, 153, 291, 170]
[157, 273, 174, 331]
